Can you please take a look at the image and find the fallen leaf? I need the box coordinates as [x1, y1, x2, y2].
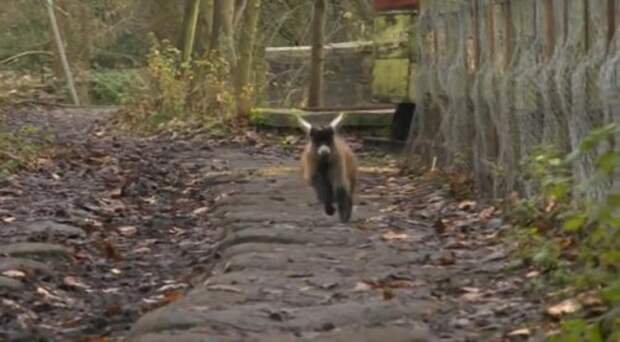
[84, 337, 110, 342]
[163, 291, 183, 303]
[433, 219, 446, 234]
[458, 200, 477, 211]
[117, 226, 138, 236]
[74, 250, 91, 260]
[63, 276, 89, 290]
[462, 292, 483, 302]
[98, 239, 122, 262]
[192, 207, 209, 215]
[104, 303, 123, 317]
[479, 207, 496, 220]
[321, 282, 339, 290]
[1, 216, 15, 223]
[108, 188, 122, 199]
[482, 250, 506, 262]
[156, 283, 188, 292]
[507, 328, 531, 337]
[439, 250, 456, 265]
[577, 291, 603, 307]
[36, 286, 63, 302]
[383, 289, 395, 300]
[206, 284, 242, 293]
[461, 287, 480, 293]
[545, 299, 581, 318]
[2, 270, 26, 278]
[169, 227, 186, 236]
[353, 282, 372, 292]
[143, 196, 157, 204]
[133, 247, 151, 254]
[286, 272, 313, 278]
[381, 231, 409, 241]
[526, 271, 540, 278]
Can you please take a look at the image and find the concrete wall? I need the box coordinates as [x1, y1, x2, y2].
[409, 0, 620, 198]
[263, 41, 375, 108]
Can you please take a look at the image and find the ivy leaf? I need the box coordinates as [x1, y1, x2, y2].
[597, 151, 620, 175]
[548, 319, 603, 342]
[606, 194, 620, 208]
[600, 250, 620, 267]
[563, 213, 587, 232]
[601, 280, 620, 305]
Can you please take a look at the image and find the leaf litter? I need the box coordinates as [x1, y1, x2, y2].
[0, 107, 549, 341]
[0, 107, 289, 341]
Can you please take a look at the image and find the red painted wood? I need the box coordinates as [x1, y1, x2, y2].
[373, 0, 419, 12]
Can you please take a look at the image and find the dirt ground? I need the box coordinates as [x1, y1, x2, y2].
[0, 107, 542, 341]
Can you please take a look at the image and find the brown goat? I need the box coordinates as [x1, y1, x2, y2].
[298, 113, 358, 222]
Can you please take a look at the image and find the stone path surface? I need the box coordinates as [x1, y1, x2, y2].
[126, 154, 539, 341]
[0, 107, 541, 341]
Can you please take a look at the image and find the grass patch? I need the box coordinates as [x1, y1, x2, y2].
[90, 68, 142, 105]
[0, 124, 51, 179]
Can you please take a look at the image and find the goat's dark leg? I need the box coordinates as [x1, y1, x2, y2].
[312, 168, 335, 216]
[336, 187, 352, 222]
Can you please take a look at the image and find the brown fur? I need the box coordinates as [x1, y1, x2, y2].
[301, 136, 357, 198]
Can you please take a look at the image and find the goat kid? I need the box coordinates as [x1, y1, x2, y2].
[298, 113, 358, 223]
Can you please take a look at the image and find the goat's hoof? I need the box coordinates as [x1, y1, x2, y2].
[325, 206, 335, 216]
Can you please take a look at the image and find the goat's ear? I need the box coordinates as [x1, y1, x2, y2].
[297, 115, 312, 134]
[329, 112, 345, 130]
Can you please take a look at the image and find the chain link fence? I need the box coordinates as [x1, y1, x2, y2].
[410, 0, 619, 198]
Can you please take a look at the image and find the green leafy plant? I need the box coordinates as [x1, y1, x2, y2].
[90, 69, 141, 105]
[0, 124, 50, 179]
[511, 123, 620, 338]
[118, 34, 236, 133]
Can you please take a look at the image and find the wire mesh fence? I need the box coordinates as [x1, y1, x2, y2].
[410, 0, 619, 199]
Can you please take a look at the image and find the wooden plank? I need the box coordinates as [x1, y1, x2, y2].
[373, 0, 418, 12]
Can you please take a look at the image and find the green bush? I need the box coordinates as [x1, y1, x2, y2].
[90, 69, 142, 105]
[0, 124, 50, 179]
[118, 34, 235, 132]
[511, 123, 620, 339]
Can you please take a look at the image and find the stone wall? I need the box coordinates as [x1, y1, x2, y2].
[409, 0, 620, 198]
[263, 41, 375, 108]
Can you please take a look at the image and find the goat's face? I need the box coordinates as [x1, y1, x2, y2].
[310, 126, 335, 157]
[297, 113, 345, 159]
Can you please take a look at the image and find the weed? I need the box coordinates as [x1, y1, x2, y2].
[509, 123, 620, 339]
[0, 124, 50, 179]
[118, 34, 236, 133]
[90, 69, 141, 105]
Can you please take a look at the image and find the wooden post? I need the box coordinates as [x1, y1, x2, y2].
[182, 0, 202, 65]
[608, 0, 617, 46]
[235, 0, 262, 116]
[543, 0, 555, 59]
[308, 0, 327, 108]
[471, 0, 480, 70]
[46, 0, 80, 105]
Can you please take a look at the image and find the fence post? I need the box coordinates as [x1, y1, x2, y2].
[46, 0, 80, 106]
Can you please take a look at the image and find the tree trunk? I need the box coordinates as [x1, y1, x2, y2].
[351, 0, 373, 21]
[179, 0, 192, 49]
[182, 0, 202, 65]
[235, 0, 262, 116]
[48, 0, 65, 81]
[210, 0, 235, 61]
[196, 0, 214, 55]
[233, 0, 248, 29]
[308, 0, 327, 108]
[209, 0, 222, 51]
[46, 0, 80, 105]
